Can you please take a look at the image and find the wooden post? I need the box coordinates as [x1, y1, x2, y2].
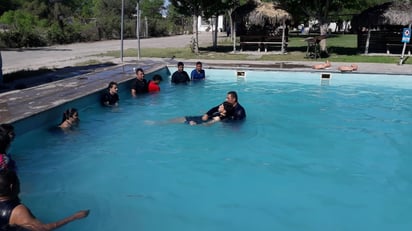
[399, 24, 411, 65]
[364, 27, 371, 55]
[233, 20, 236, 53]
[281, 20, 286, 54]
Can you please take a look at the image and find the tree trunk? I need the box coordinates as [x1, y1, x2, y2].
[0, 51, 3, 83]
[227, 9, 234, 41]
[213, 16, 218, 49]
[192, 15, 199, 54]
[319, 23, 328, 53]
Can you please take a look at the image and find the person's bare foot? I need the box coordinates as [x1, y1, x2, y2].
[324, 60, 331, 68]
[351, 64, 358, 71]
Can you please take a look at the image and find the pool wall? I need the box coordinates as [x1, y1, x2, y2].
[11, 65, 170, 135]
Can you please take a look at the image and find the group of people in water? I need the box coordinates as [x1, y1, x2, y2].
[0, 124, 89, 230]
[1, 61, 244, 230]
[59, 61, 246, 129]
[171, 61, 205, 84]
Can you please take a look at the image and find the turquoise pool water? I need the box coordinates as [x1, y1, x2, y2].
[11, 68, 412, 231]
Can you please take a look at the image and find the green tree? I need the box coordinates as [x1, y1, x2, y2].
[140, 0, 167, 37]
[276, 0, 388, 56]
[165, 4, 192, 35]
[92, 0, 123, 39]
[170, 0, 203, 53]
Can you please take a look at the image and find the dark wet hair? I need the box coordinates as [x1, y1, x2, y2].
[0, 170, 20, 198]
[177, 62, 184, 67]
[60, 108, 78, 124]
[227, 91, 238, 103]
[108, 81, 118, 90]
[222, 101, 234, 114]
[153, 74, 163, 81]
[135, 68, 144, 74]
[0, 124, 15, 142]
[0, 133, 10, 154]
[196, 61, 202, 66]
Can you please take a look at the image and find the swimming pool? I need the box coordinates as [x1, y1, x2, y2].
[11, 68, 412, 231]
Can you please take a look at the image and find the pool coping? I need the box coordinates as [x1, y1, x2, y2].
[0, 62, 166, 124]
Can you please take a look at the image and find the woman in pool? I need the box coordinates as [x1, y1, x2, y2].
[0, 169, 89, 231]
[0, 124, 15, 143]
[58, 108, 79, 129]
[172, 102, 234, 126]
[0, 132, 15, 171]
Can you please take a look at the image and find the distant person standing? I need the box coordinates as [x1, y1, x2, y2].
[148, 74, 162, 93]
[131, 68, 148, 96]
[171, 62, 190, 84]
[190, 61, 205, 80]
[101, 81, 119, 106]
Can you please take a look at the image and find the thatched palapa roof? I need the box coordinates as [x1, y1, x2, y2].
[354, 1, 412, 27]
[232, 0, 292, 26]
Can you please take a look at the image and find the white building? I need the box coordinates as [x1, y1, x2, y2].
[197, 15, 225, 32]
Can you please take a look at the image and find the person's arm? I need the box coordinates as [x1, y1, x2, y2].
[184, 72, 190, 82]
[171, 72, 177, 83]
[101, 93, 110, 106]
[205, 105, 219, 117]
[233, 107, 246, 120]
[190, 70, 195, 80]
[202, 116, 221, 126]
[131, 89, 136, 97]
[131, 80, 137, 96]
[10, 204, 89, 231]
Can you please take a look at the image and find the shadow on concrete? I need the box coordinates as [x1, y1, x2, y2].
[1, 47, 72, 52]
[0, 62, 117, 93]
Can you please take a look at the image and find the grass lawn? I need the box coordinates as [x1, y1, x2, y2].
[2, 33, 409, 84]
[104, 33, 410, 64]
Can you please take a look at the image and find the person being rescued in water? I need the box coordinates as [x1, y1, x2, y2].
[169, 102, 234, 126]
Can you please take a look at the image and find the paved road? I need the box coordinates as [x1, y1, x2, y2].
[1, 32, 222, 74]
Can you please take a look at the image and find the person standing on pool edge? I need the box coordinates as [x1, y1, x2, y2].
[203, 91, 246, 121]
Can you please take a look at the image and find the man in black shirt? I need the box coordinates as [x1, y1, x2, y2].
[131, 68, 148, 96]
[204, 91, 246, 121]
[101, 81, 119, 106]
[171, 62, 190, 84]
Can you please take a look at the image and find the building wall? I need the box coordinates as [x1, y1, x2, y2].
[357, 28, 404, 53]
[197, 15, 224, 32]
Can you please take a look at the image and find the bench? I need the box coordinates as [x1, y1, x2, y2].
[240, 36, 263, 52]
[386, 43, 412, 55]
[240, 36, 288, 53]
[263, 37, 288, 53]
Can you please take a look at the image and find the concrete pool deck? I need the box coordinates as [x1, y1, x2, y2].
[0, 60, 166, 124]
